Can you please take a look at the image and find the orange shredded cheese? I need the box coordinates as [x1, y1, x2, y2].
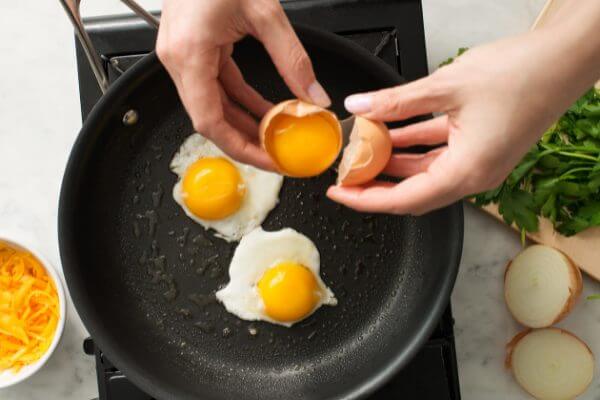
[0, 242, 59, 373]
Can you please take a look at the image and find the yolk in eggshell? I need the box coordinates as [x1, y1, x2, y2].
[182, 157, 245, 220]
[258, 261, 320, 323]
[265, 113, 340, 177]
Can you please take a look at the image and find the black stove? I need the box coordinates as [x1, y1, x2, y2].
[74, 1, 460, 399]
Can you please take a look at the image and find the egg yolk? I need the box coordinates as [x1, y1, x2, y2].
[182, 157, 245, 220]
[258, 262, 320, 322]
[265, 114, 340, 177]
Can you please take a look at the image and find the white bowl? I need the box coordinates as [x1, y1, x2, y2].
[0, 233, 67, 389]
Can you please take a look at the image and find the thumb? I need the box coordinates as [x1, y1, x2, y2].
[249, 6, 330, 107]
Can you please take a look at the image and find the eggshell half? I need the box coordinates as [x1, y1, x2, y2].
[337, 117, 392, 186]
[258, 99, 342, 176]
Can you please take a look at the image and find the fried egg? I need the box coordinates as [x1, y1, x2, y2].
[216, 227, 337, 327]
[170, 134, 283, 242]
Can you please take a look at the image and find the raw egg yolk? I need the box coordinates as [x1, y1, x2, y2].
[266, 114, 340, 177]
[182, 157, 245, 220]
[258, 262, 319, 322]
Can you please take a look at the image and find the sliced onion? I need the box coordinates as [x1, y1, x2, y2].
[507, 328, 594, 400]
[505, 245, 582, 328]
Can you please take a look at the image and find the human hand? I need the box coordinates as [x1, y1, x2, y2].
[327, 28, 600, 215]
[157, 0, 330, 170]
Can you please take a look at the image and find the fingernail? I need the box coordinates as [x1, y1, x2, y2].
[344, 94, 372, 114]
[307, 81, 331, 108]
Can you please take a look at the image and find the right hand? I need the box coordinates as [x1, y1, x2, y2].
[328, 28, 600, 215]
[157, 0, 331, 170]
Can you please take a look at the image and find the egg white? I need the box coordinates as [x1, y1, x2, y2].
[170, 134, 283, 242]
[216, 227, 337, 327]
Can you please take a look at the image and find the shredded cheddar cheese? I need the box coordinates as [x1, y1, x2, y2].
[0, 242, 59, 373]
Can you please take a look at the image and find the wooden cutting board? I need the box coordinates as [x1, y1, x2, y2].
[478, 204, 600, 281]
[476, 0, 600, 280]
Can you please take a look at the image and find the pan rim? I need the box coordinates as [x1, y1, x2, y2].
[59, 24, 463, 400]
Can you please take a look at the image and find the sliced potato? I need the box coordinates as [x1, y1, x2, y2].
[505, 245, 582, 328]
[506, 328, 594, 400]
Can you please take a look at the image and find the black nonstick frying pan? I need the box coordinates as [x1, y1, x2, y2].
[58, 4, 463, 400]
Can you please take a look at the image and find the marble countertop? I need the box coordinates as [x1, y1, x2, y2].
[1, 0, 599, 399]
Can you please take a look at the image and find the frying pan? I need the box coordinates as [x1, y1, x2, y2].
[58, 2, 463, 399]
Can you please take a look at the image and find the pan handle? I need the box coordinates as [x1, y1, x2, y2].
[59, 0, 160, 94]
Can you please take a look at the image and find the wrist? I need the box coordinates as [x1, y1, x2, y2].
[535, 0, 600, 91]
[516, 22, 598, 130]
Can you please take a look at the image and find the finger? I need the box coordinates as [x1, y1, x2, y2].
[389, 116, 449, 147]
[383, 147, 447, 177]
[219, 45, 234, 69]
[156, 37, 183, 95]
[327, 174, 457, 215]
[326, 181, 397, 212]
[208, 119, 275, 171]
[249, 4, 331, 107]
[327, 149, 464, 215]
[220, 57, 273, 117]
[179, 69, 275, 171]
[326, 182, 404, 214]
[221, 90, 261, 139]
[344, 75, 451, 121]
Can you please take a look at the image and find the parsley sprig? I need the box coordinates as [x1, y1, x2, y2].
[440, 48, 600, 236]
[473, 88, 600, 236]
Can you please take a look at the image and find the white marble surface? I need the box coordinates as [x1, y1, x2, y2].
[1, 0, 599, 399]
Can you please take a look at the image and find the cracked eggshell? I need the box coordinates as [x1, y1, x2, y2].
[337, 116, 392, 186]
[258, 99, 342, 176]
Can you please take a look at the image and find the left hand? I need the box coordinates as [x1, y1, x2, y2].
[157, 0, 330, 170]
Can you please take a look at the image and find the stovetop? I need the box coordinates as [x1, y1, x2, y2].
[74, 1, 460, 399]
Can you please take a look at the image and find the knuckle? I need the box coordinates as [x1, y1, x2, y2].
[156, 40, 185, 64]
[377, 89, 404, 115]
[251, 1, 281, 25]
[288, 42, 312, 76]
[427, 69, 457, 99]
[192, 119, 207, 134]
[192, 113, 220, 135]
[155, 40, 169, 62]
[156, 36, 180, 64]
[164, 35, 211, 64]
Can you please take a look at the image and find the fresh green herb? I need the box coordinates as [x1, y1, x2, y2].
[438, 47, 469, 67]
[587, 294, 600, 300]
[441, 48, 600, 236]
[475, 88, 600, 236]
